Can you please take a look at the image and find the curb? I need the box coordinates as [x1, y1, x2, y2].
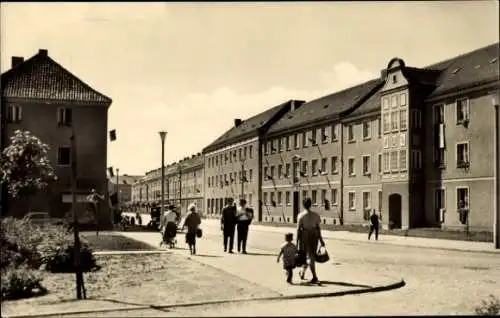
[5, 279, 406, 318]
[94, 250, 170, 256]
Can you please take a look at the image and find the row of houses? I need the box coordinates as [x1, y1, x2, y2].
[132, 42, 499, 231]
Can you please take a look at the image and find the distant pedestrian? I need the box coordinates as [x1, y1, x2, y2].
[221, 198, 237, 253]
[160, 207, 178, 248]
[368, 209, 380, 241]
[236, 199, 254, 254]
[297, 198, 325, 284]
[182, 203, 202, 255]
[277, 233, 298, 284]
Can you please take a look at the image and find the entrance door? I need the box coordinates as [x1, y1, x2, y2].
[388, 193, 402, 229]
[293, 191, 300, 223]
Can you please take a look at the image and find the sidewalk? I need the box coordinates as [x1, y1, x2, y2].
[119, 231, 404, 298]
[202, 219, 498, 254]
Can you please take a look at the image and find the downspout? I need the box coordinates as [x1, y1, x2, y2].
[258, 134, 264, 222]
[339, 120, 344, 225]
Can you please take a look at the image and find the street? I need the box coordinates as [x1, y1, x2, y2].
[54, 220, 500, 317]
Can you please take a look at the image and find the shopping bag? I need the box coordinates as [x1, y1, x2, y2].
[314, 246, 330, 263]
[196, 228, 203, 238]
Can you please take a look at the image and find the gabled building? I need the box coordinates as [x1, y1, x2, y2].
[1, 49, 113, 227]
[261, 42, 499, 231]
[108, 174, 143, 205]
[203, 100, 305, 221]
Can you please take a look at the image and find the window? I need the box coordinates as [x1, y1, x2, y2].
[248, 194, 253, 206]
[310, 129, 317, 146]
[278, 164, 283, 179]
[348, 125, 355, 142]
[7, 105, 22, 123]
[391, 110, 399, 131]
[363, 191, 371, 210]
[302, 132, 308, 148]
[363, 121, 371, 140]
[378, 190, 382, 212]
[263, 143, 268, 155]
[270, 141, 276, 154]
[286, 136, 291, 150]
[383, 97, 390, 110]
[312, 159, 318, 176]
[377, 118, 382, 137]
[399, 149, 407, 171]
[302, 160, 308, 175]
[321, 127, 328, 143]
[249, 169, 253, 181]
[348, 192, 356, 210]
[391, 95, 398, 108]
[412, 109, 422, 129]
[331, 124, 338, 142]
[243, 147, 248, 160]
[434, 148, 445, 168]
[278, 138, 283, 153]
[378, 154, 382, 173]
[331, 189, 338, 205]
[294, 134, 299, 149]
[302, 190, 308, 201]
[456, 98, 469, 123]
[412, 150, 422, 169]
[456, 143, 469, 167]
[263, 192, 268, 205]
[277, 192, 282, 205]
[390, 151, 398, 172]
[239, 148, 243, 159]
[383, 113, 390, 133]
[400, 93, 407, 107]
[249, 146, 253, 158]
[456, 187, 469, 210]
[312, 190, 317, 205]
[270, 166, 275, 179]
[286, 191, 291, 205]
[434, 104, 444, 124]
[264, 167, 268, 179]
[270, 192, 275, 205]
[362, 156, 371, 175]
[434, 188, 445, 212]
[320, 189, 327, 205]
[57, 107, 73, 126]
[348, 158, 355, 176]
[58, 146, 71, 166]
[331, 156, 338, 174]
[285, 164, 290, 178]
[321, 158, 327, 174]
[400, 109, 407, 131]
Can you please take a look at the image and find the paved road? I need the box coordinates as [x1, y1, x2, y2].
[55, 220, 500, 316]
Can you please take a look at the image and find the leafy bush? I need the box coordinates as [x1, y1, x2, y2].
[1, 265, 46, 300]
[475, 295, 500, 316]
[44, 240, 99, 273]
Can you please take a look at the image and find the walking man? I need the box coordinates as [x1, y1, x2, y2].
[368, 209, 380, 241]
[221, 198, 237, 253]
[236, 199, 254, 254]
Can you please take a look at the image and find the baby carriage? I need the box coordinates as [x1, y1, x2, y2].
[161, 221, 178, 248]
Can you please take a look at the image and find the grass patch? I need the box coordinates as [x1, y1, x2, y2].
[253, 221, 493, 243]
[80, 233, 155, 251]
[2, 253, 280, 316]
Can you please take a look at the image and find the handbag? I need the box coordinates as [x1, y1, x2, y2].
[195, 228, 203, 238]
[314, 246, 330, 264]
[294, 250, 307, 267]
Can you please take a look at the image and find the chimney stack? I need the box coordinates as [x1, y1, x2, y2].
[11, 57, 24, 68]
[381, 69, 387, 80]
[38, 49, 48, 56]
[234, 119, 242, 127]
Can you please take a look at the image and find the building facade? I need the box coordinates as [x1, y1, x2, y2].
[0, 49, 113, 227]
[108, 174, 143, 206]
[203, 100, 304, 221]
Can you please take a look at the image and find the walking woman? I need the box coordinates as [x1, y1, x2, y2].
[236, 199, 254, 254]
[182, 203, 202, 255]
[296, 198, 325, 284]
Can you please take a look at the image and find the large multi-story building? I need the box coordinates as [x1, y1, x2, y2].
[202, 100, 304, 221]
[131, 153, 204, 214]
[0, 49, 113, 227]
[108, 174, 143, 205]
[260, 42, 499, 231]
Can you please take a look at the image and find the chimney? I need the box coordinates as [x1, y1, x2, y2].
[38, 49, 48, 56]
[290, 100, 296, 111]
[381, 69, 387, 80]
[11, 57, 24, 68]
[234, 119, 242, 127]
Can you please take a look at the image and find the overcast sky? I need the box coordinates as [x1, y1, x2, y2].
[1, 2, 498, 175]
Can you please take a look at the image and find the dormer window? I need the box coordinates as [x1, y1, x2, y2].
[456, 98, 470, 125]
[392, 75, 397, 84]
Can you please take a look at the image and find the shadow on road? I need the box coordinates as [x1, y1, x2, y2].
[194, 254, 222, 258]
[295, 280, 373, 288]
[242, 252, 277, 256]
[91, 297, 172, 313]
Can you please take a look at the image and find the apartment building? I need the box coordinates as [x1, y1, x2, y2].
[203, 100, 305, 221]
[0, 49, 113, 227]
[108, 174, 143, 205]
[260, 42, 499, 231]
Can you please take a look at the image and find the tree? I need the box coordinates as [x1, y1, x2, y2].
[0, 130, 57, 200]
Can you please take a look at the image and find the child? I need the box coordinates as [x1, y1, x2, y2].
[277, 233, 298, 284]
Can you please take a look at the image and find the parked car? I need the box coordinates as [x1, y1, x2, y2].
[25, 212, 65, 226]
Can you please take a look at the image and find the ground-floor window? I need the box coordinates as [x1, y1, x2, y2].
[348, 192, 356, 211]
[456, 187, 469, 210]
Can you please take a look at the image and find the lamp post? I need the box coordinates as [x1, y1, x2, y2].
[159, 131, 167, 216]
[116, 168, 120, 210]
[492, 93, 500, 249]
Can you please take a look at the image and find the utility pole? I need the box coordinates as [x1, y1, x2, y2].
[70, 133, 85, 300]
[493, 95, 499, 249]
[116, 168, 120, 208]
[179, 166, 182, 210]
[159, 131, 167, 215]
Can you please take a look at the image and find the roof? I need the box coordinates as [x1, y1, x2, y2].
[1, 49, 112, 104]
[267, 79, 383, 135]
[109, 175, 143, 186]
[203, 100, 301, 152]
[425, 42, 499, 97]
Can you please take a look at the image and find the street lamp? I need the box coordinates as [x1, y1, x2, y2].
[159, 131, 167, 216]
[492, 93, 499, 249]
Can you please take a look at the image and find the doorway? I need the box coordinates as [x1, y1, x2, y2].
[293, 191, 300, 223]
[388, 193, 402, 229]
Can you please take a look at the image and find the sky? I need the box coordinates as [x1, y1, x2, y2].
[1, 1, 498, 176]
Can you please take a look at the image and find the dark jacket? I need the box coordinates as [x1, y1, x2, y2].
[221, 205, 237, 227]
[370, 213, 379, 226]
